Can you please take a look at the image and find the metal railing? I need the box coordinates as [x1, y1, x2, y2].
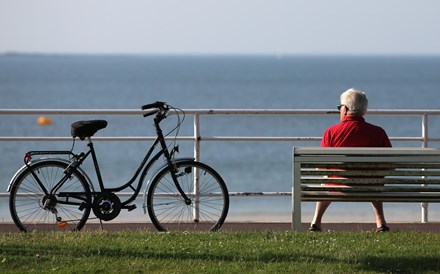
[2, 108, 440, 223]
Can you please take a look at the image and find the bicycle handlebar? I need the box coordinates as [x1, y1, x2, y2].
[141, 101, 168, 117]
[142, 110, 159, 117]
[141, 101, 166, 110]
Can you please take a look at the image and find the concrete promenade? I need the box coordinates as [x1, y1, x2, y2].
[1, 222, 440, 233]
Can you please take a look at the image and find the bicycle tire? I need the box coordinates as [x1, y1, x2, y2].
[9, 160, 92, 232]
[147, 160, 229, 231]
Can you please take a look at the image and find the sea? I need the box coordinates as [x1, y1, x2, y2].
[1, 54, 440, 225]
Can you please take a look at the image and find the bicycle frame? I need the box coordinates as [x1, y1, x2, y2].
[21, 111, 192, 211]
[75, 136, 167, 207]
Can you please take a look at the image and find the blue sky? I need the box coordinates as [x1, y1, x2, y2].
[1, 0, 439, 55]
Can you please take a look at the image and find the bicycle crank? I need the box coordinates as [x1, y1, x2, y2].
[92, 192, 121, 221]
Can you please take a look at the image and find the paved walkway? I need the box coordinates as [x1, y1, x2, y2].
[1, 222, 440, 233]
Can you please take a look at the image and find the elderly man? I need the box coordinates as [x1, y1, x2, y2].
[309, 88, 392, 232]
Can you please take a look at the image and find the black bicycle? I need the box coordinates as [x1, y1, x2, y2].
[8, 102, 229, 232]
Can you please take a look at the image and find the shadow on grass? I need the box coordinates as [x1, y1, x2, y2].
[4, 244, 440, 273]
[2, 244, 334, 264]
[356, 256, 440, 273]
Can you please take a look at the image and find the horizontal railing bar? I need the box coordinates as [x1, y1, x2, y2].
[228, 192, 292, 196]
[0, 109, 144, 115]
[0, 136, 427, 142]
[5, 190, 440, 199]
[3, 109, 440, 116]
[0, 192, 293, 198]
[0, 136, 192, 142]
[188, 109, 440, 116]
[201, 137, 424, 142]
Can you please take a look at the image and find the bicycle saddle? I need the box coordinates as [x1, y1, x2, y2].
[71, 120, 108, 140]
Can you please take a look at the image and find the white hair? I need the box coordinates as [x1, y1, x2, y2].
[340, 88, 368, 116]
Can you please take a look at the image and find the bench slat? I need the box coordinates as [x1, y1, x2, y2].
[302, 178, 440, 185]
[302, 197, 440, 202]
[302, 192, 440, 202]
[294, 147, 440, 156]
[301, 162, 440, 169]
[302, 186, 440, 192]
[296, 156, 440, 163]
[301, 169, 440, 177]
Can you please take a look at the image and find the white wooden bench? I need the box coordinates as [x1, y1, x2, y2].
[292, 147, 440, 231]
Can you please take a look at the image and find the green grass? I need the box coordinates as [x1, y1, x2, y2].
[1, 230, 439, 273]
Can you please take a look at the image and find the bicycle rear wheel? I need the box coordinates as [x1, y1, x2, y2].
[9, 160, 92, 232]
[147, 160, 229, 231]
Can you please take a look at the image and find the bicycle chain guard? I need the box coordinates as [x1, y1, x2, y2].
[92, 192, 121, 221]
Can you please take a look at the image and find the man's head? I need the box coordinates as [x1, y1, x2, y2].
[338, 88, 368, 118]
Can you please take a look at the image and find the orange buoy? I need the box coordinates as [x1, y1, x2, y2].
[37, 116, 53, 126]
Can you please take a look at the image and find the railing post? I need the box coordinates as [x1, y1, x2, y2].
[193, 114, 201, 221]
[421, 114, 429, 223]
[194, 114, 201, 162]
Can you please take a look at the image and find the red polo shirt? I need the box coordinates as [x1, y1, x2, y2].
[321, 116, 391, 186]
[321, 116, 391, 148]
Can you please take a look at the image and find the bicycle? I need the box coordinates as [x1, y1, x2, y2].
[8, 102, 229, 232]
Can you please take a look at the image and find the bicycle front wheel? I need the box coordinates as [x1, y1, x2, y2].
[147, 160, 229, 231]
[9, 160, 92, 232]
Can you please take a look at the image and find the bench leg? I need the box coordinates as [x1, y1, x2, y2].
[292, 160, 302, 231]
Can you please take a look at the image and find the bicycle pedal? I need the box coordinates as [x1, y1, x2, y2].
[125, 204, 137, 211]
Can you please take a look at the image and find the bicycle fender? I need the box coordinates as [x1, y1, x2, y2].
[141, 157, 195, 214]
[7, 158, 95, 192]
[7, 164, 28, 192]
